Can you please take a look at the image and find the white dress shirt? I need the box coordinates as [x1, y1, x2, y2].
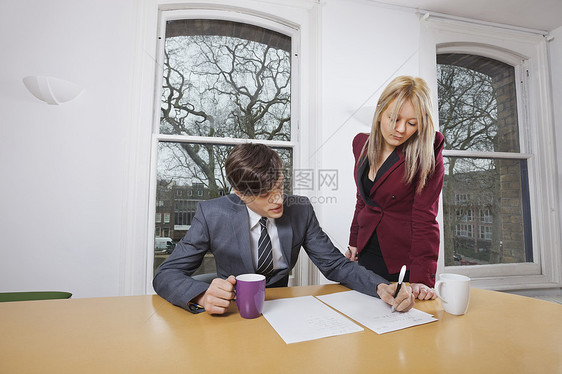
[246, 207, 288, 273]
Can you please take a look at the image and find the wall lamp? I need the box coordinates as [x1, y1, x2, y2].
[23, 76, 83, 105]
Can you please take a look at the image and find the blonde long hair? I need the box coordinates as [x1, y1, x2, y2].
[362, 76, 436, 193]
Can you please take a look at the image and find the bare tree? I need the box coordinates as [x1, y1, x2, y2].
[159, 32, 291, 197]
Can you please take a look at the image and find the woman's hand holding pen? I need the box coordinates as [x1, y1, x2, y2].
[376, 283, 415, 312]
[345, 246, 358, 262]
[410, 283, 437, 300]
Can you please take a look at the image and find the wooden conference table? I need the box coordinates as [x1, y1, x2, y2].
[1, 285, 561, 374]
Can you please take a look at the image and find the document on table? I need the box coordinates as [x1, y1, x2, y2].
[262, 295, 364, 344]
[317, 290, 437, 334]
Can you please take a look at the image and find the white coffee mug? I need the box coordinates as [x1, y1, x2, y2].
[435, 273, 471, 315]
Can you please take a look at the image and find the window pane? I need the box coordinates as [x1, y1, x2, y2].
[160, 19, 292, 141]
[155, 18, 294, 277]
[438, 53, 533, 270]
[442, 157, 532, 266]
[437, 54, 520, 153]
[154, 142, 293, 275]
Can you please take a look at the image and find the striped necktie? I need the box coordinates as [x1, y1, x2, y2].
[256, 217, 274, 277]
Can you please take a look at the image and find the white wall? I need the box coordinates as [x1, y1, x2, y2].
[0, 0, 139, 297]
[315, 0, 421, 282]
[0, 0, 560, 297]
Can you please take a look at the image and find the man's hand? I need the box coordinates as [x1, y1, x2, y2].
[410, 282, 437, 300]
[194, 275, 236, 315]
[377, 282, 415, 312]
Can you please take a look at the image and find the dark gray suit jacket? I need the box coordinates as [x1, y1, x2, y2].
[153, 194, 389, 311]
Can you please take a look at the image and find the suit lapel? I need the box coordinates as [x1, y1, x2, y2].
[372, 149, 404, 191]
[228, 195, 255, 273]
[356, 155, 377, 207]
[275, 203, 293, 266]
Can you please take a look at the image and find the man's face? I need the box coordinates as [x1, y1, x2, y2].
[236, 179, 284, 219]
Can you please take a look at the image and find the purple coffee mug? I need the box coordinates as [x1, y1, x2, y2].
[235, 274, 266, 319]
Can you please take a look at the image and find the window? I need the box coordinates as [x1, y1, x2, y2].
[152, 12, 297, 276]
[479, 225, 492, 241]
[438, 52, 532, 268]
[479, 209, 492, 224]
[423, 18, 560, 290]
[155, 213, 162, 223]
[456, 224, 473, 238]
[456, 208, 473, 222]
[455, 194, 469, 205]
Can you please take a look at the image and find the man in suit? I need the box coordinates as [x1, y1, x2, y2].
[153, 143, 415, 314]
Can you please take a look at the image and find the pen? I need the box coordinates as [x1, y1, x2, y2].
[391, 265, 407, 312]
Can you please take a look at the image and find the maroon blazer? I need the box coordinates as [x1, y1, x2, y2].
[349, 132, 444, 287]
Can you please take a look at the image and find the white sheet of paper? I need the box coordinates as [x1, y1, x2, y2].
[262, 295, 364, 344]
[317, 290, 437, 334]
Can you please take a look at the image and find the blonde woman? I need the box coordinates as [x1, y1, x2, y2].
[345, 76, 444, 300]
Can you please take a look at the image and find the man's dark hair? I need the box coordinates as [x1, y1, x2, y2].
[225, 143, 284, 196]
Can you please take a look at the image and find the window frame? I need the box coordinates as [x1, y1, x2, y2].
[147, 7, 304, 287]
[121, 0, 320, 296]
[437, 51, 538, 278]
[421, 18, 561, 291]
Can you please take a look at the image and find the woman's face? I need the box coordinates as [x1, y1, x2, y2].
[379, 99, 419, 151]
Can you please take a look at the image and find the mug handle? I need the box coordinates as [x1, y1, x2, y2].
[435, 280, 447, 304]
